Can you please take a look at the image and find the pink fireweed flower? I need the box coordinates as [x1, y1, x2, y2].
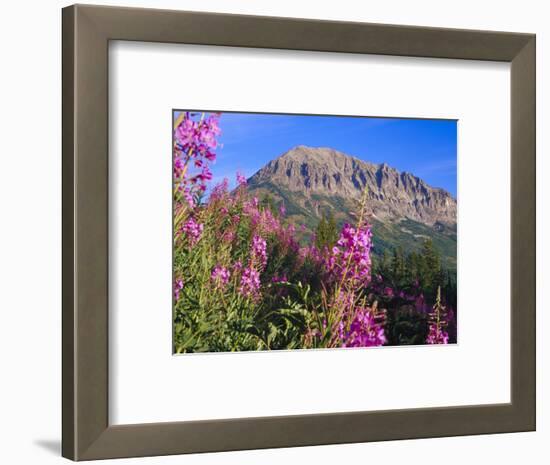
[174, 112, 220, 155]
[173, 278, 184, 302]
[251, 235, 267, 268]
[173, 156, 185, 179]
[174, 115, 198, 149]
[190, 166, 213, 185]
[239, 266, 261, 299]
[210, 178, 229, 201]
[181, 188, 195, 208]
[279, 203, 286, 217]
[257, 209, 279, 234]
[232, 260, 243, 274]
[221, 230, 235, 243]
[173, 112, 222, 198]
[271, 274, 288, 283]
[339, 307, 386, 348]
[199, 125, 219, 150]
[200, 129, 217, 149]
[236, 172, 247, 187]
[210, 265, 230, 288]
[383, 287, 394, 297]
[243, 200, 260, 224]
[297, 247, 310, 264]
[326, 222, 373, 286]
[198, 165, 213, 182]
[206, 114, 221, 134]
[180, 217, 203, 246]
[426, 325, 449, 344]
[297, 244, 323, 267]
[199, 114, 221, 151]
[203, 149, 217, 162]
[279, 228, 300, 255]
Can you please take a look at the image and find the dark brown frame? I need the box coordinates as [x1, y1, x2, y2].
[62, 4, 536, 461]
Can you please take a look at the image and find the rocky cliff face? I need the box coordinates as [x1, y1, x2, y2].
[247, 145, 457, 226]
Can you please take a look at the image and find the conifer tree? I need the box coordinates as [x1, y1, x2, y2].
[406, 251, 419, 283]
[391, 246, 407, 286]
[420, 239, 441, 290]
[315, 211, 338, 250]
[327, 212, 337, 245]
[260, 193, 277, 214]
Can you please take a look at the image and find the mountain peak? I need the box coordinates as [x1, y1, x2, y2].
[274, 145, 380, 172]
[248, 146, 456, 227]
[281, 145, 355, 160]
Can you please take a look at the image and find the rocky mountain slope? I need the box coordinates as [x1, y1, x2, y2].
[246, 145, 457, 270]
[248, 145, 457, 226]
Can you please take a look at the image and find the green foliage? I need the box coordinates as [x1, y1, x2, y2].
[260, 193, 278, 215]
[385, 306, 429, 345]
[174, 183, 456, 353]
[246, 182, 457, 274]
[370, 218, 457, 273]
[173, 112, 457, 353]
[373, 238, 455, 305]
[314, 211, 338, 250]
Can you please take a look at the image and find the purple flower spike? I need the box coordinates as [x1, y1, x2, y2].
[236, 172, 247, 187]
[239, 266, 261, 299]
[181, 217, 203, 246]
[426, 325, 449, 344]
[251, 235, 267, 268]
[211, 265, 231, 288]
[339, 307, 386, 348]
[174, 278, 184, 302]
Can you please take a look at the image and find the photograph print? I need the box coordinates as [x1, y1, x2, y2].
[173, 111, 457, 353]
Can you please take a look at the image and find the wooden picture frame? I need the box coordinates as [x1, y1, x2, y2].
[62, 4, 536, 460]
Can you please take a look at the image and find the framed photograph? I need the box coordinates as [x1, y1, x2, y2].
[171, 111, 458, 354]
[62, 4, 536, 461]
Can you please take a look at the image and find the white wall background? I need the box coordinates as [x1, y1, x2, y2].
[0, 0, 546, 464]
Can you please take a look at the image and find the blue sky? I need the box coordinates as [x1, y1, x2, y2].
[174, 111, 457, 197]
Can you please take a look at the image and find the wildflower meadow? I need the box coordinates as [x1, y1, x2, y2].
[173, 111, 457, 353]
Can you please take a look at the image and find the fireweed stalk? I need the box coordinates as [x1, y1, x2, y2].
[426, 286, 449, 344]
[173, 111, 220, 231]
[319, 187, 386, 348]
